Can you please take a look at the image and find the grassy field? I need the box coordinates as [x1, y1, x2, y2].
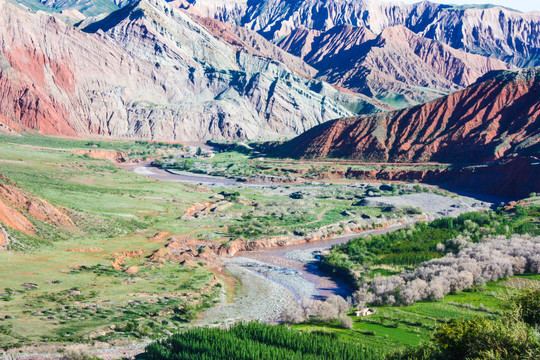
[293, 274, 537, 352]
[0, 135, 220, 347]
[0, 134, 431, 348]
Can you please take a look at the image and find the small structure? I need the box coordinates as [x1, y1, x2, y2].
[355, 308, 377, 317]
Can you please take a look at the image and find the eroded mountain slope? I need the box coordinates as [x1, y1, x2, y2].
[0, 0, 371, 140]
[279, 24, 510, 106]
[192, 0, 540, 67]
[276, 67, 540, 163]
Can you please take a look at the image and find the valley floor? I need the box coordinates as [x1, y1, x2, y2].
[0, 134, 537, 359]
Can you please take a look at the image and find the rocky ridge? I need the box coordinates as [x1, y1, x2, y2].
[191, 0, 540, 67]
[279, 24, 510, 106]
[273, 67, 540, 197]
[0, 0, 371, 140]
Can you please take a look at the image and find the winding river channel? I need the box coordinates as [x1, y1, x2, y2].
[124, 162, 495, 325]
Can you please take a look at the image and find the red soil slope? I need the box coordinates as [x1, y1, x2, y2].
[279, 68, 540, 164]
[275, 68, 540, 197]
[0, 174, 74, 245]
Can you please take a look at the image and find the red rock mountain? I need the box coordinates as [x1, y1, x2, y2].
[271, 67, 540, 197]
[279, 24, 510, 107]
[277, 67, 540, 164]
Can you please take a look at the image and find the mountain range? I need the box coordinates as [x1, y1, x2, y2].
[0, 0, 539, 197]
[1, 0, 375, 140]
[8, 0, 540, 109]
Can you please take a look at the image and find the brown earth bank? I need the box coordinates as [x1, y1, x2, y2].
[0, 174, 75, 243]
[71, 150, 127, 162]
[148, 222, 398, 264]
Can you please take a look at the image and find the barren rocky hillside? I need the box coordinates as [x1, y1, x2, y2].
[279, 24, 510, 106]
[0, 0, 372, 140]
[276, 67, 540, 163]
[192, 0, 540, 67]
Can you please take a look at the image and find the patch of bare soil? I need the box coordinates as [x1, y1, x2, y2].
[67, 247, 104, 253]
[72, 149, 126, 162]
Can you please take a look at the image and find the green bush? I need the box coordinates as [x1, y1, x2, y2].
[386, 289, 540, 360]
[506, 287, 540, 327]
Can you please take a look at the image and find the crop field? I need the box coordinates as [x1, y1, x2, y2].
[293, 274, 538, 352]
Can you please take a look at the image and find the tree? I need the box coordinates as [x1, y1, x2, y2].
[505, 287, 540, 328]
[386, 288, 540, 360]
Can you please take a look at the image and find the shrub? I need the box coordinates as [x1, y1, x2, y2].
[339, 316, 353, 329]
[505, 287, 540, 327]
[60, 351, 99, 360]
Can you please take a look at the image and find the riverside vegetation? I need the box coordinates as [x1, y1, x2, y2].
[0, 134, 451, 347]
[1, 134, 540, 359]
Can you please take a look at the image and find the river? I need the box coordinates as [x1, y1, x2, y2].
[124, 161, 495, 324]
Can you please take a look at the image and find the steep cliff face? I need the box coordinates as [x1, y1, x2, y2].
[0, 0, 371, 140]
[279, 24, 510, 107]
[277, 67, 540, 164]
[192, 0, 540, 67]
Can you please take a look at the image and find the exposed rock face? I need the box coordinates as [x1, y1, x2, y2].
[278, 68, 540, 163]
[279, 24, 510, 107]
[193, 0, 540, 67]
[274, 68, 540, 197]
[34, 0, 123, 17]
[0, 0, 370, 140]
[192, 16, 318, 79]
[12, 0, 539, 112]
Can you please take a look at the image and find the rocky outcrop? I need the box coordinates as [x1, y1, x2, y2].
[0, 0, 372, 141]
[181, 0, 535, 107]
[280, 24, 510, 107]
[193, 16, 318, 79]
